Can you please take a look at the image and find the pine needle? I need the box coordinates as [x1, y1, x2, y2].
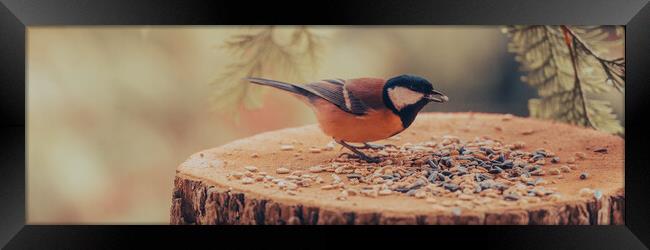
[504, 25, 624, 135]
[209, 26, 322, 117]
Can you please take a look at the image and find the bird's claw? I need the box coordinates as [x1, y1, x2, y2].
[336, 140, 383, 163]
[361, 156, 383, 163]
[337, 152, 382, 163]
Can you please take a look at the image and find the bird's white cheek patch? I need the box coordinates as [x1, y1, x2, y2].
[388, 87, 424, 111]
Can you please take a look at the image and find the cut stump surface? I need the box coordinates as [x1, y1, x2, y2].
[171, 112, 624, 225]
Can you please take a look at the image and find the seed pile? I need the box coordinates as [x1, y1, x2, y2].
[227, 135, 601, 209]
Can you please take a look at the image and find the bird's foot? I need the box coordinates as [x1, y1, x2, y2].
[339, 152, 382, 163]
[336, 140, 383, 163]
[361, 155, 383, 163]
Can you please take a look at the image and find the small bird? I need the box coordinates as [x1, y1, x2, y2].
[246, 74, 448, 162]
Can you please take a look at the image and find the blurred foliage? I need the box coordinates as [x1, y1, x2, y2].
[210, 26, 322, 116]
[504, 26, 625, 135]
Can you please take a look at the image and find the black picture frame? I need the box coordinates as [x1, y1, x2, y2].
[1, 0, 649, 249]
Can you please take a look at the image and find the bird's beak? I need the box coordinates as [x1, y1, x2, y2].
[425, 90, 449, 103]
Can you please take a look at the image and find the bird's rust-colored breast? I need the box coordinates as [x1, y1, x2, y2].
[309, 98, 404, 143]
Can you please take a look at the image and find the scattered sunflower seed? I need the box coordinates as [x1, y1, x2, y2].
[579, 188, 593, 197]
[593, 147, 608, 153]
[323, 141, 336, 151]
[244, 165, 258, 172]
[276, 167, 291, 174]
[242, 177, 254, 184]
[231, 172, 243, 179]
[551, 157, 560, 163]
[443, 183, 460, 192]
[521, 129, 535, 135]
[378, 189, 392, 196]
[308, 166, 323, 173]
[285, 182, 298, 190]
[565, 158, 575, 164]
[361, 189, 379, 198]
[530, 169, 546, 176]
[549, 194, 562, 201]
[504, 194, 520, 201]
[511, 141, 526, 150]
[560, 165, 571, 173]
[337, 190, 349, 200]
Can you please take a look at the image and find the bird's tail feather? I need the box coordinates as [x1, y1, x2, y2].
[245, 77, 303, 95]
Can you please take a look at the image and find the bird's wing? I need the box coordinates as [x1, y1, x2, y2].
[301, 78, 387, 115]
[342, 78, 387, 110]
[302, 79, 376, 115]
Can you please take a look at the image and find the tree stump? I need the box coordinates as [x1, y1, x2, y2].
[170, 113, 624, 225]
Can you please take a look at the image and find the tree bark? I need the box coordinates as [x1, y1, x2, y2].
[170, 176, 623, 225]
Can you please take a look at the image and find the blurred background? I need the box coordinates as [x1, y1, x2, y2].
[27, 26, 624, 224]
